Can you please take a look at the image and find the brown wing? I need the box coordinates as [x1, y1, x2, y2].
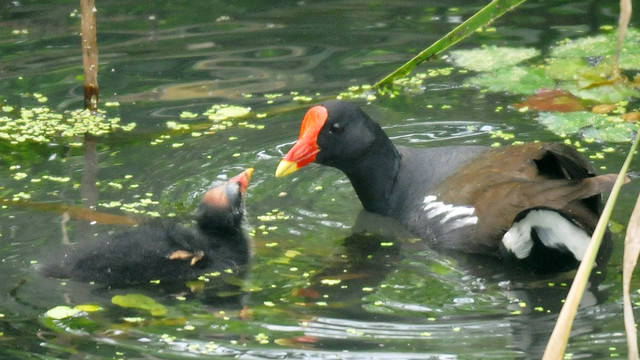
[432, 143, 617, 249]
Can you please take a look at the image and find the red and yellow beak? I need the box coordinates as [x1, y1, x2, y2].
[228, 167, 254, 194]
[275, 105, 328, 177]
[202, 168, 254, 208]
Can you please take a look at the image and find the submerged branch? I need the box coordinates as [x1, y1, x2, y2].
[2, 196, 141, 226]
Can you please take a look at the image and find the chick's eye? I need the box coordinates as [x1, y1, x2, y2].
[329, 122, 344, 134]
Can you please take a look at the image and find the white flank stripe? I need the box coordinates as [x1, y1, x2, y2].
[424, 202, 441, 211]
[449, 216, 478, 230]
[422, 194, 478, 228]
[440, 206, 476, 223]
[423, 195, 437, 203]
[426, 203, 454, 218]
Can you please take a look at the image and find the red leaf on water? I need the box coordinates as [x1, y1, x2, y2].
[293, 287, 321, 299]
[275, 335, 320, 348]
[515, 89, 585, 112]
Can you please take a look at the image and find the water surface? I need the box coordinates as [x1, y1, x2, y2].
[0, 1, 638, 359]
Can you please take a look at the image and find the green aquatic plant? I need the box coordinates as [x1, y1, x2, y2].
[374, 0, 528, 88]
[450, 46, 540, 72]
[204, 104, 251, 121]
[466, 66, 555, 95]
[0, 96, 135, 146]
[112, 293, 168, 316]
[367, 28, 639, 142]
[159, 103, 265, 142]
[457, 28, 640, 100]
[44, 304, 102, 320]
[445, 28, 640, 142]
[536, 111, 638, 143]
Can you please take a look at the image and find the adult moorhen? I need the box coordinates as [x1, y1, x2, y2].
[42, 168, 254, 285]
[275, 100, 619, 273]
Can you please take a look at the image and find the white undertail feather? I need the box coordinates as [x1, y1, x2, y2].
[501, 209, 590, 260]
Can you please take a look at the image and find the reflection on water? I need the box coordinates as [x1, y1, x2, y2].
[389, 121, 496, 143]
[0, 0, 638, 359]
[119, 44, 323, 102]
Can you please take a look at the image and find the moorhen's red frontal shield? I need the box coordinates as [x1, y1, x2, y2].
[275, 105, 328, 177]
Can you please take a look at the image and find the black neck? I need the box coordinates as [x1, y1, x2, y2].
[196, 207, 244, 242]
[201, 228, 251, 264]
[342, 132, 401, 216]
[199, 223, 242, 239]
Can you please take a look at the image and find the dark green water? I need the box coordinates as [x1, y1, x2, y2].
[0, 1, 638, 359]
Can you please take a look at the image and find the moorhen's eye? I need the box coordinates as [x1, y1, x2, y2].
[329, 122, 344, 134]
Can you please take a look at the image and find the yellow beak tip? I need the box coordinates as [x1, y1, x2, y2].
[275, 160, 298, 178]
[245, 167, 255, 180]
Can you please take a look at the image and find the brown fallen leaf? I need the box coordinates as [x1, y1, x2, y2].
[591, 104, 617, 114]
[621, 112, 640, 122]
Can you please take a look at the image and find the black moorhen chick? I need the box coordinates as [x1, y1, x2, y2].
[42, 168, 254, 285]
[275, 101, 619, 273]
